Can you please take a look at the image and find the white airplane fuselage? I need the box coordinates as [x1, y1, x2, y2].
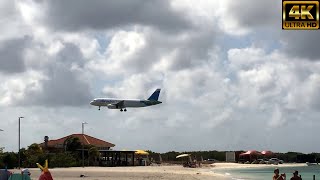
[90, 98, 155, 108]
[90, 89, 162, 111]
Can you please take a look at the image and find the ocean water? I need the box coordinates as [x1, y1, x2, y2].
[213, 165, 320, 180]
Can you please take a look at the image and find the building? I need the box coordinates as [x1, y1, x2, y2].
[226, 151, 236, 162]
[39, 134, 115, 151]
[39, 134, 143, 167]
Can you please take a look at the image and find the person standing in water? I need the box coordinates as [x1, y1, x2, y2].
[273, 168, 286, 180]
[290, 170, 302, 180]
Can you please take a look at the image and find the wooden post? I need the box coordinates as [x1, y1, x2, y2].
[125, 153, 128, 166]
[132, 152, 135, 166]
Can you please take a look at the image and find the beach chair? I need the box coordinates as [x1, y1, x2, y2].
[8, 174, 31, 180]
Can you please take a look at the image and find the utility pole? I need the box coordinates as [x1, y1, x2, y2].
[82, 122, 88, 168]
[18, 117, 24, 169]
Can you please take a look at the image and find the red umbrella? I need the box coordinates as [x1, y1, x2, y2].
[239, 150, 261, 162]
[240, 150, 261, 156]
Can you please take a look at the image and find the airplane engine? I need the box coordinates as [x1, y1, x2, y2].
[107, 104, 118, 109]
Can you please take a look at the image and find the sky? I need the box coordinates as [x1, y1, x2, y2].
[0, 0, 320, 153]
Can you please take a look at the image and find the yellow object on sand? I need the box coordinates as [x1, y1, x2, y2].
[36, 160, 53, 180]
[36, 160, 49, 172]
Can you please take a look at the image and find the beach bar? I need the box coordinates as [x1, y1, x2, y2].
[99, 150, 136, 166]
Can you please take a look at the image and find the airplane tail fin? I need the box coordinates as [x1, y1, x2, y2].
[148, 89, 161, 101]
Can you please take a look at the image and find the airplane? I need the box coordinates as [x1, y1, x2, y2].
[90, 89, 162, 112]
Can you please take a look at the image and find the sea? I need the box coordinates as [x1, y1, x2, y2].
[213, 165, 320, 180]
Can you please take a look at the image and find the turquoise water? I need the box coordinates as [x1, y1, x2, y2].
[213, 165, 320, 180]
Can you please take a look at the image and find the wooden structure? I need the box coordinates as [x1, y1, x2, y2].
[99, 150, 136, 166]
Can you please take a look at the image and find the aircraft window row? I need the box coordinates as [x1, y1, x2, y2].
[98, 100, 116, 103]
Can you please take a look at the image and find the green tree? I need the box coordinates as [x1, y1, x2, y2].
[64, 137, 82, 152]
[50, 152, 77, 167]
[27, 143, 43, 154]
[3, 152, 18, 169]
[23, 143, 44, 167]
[88, 146, 100, 166]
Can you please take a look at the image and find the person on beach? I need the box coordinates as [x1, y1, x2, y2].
[290, 170, 302, 180]
[273, 168, 286, 180]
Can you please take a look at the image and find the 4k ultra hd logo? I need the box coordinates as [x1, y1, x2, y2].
[283, 0, 319, 30]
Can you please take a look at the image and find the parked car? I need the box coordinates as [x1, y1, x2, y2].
[257, 159, 267, 164]
[268, 158, 283, 164]
[206, 159, 218, 162]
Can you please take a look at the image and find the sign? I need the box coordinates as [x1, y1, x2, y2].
[283, 0, 319, 29]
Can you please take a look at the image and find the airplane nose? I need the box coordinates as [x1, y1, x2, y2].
[90, 101, 94, 105]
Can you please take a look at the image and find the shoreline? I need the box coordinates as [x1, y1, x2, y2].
[210, 162, 307, 169]
[207, 163, 311, 180]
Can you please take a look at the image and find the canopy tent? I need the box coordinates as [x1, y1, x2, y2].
[239, 150, 261, 162]
[135, 150, 149, 155]
[261, 150, 273, 156]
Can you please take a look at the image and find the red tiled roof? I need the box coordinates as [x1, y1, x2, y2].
[40, 134, 115, 148]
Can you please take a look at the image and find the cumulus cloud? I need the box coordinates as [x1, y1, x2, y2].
[87, 26, 219, 79]
[217, 0, 320, 61]
[0, 36, 31, 74]
[226, 0, 281, 29]
[281, 31, 320, 61]
[1, 0, 320, 153]
[22, 43, 93, 106]
[32, 0, 191, 33]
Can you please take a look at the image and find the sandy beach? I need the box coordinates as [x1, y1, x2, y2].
[9, 163, 306, 180]
[11, 165, 228, 180]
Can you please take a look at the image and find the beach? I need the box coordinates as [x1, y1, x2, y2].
[10, 163, 308, 180]
[12, 165, 228, 180]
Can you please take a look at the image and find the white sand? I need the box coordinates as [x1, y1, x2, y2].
[9, 163, 306, 179]
[11, 165, 228, 180]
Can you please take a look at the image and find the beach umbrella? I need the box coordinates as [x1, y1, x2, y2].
[239, 150, 262, 162]
[240, 150, 261, 155]
[176, 154, 191, 158]
[176, 154, 192, 162]
[261, 150, 273, 156]
[135, 150, 149, 155]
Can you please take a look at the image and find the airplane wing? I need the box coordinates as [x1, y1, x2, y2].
[112, 100, 124, 108]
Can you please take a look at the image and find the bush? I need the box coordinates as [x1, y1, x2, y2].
[2, 152, 18, 169]
[50, 152, 77, 167]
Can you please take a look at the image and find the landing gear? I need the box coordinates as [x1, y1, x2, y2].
[98, 106, 100, 110]
[120, 108, 127, 112]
